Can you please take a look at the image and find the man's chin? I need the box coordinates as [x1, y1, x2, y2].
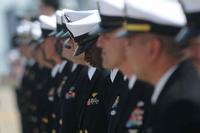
[102, 62, 114, 70]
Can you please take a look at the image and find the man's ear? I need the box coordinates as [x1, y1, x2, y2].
[124, 36, 133, 49]
[146, 37, 161, 62]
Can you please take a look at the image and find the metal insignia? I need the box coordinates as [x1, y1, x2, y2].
[65, 86, 76, 99]
[87, 92, 99, 106]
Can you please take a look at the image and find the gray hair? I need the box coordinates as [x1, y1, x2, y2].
[140, 33, 184, 59]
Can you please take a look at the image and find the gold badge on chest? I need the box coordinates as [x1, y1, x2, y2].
[87, 92, 100, 106]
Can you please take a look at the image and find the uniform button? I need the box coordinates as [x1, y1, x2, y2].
[52, 129, 56, 133]
[128, 129, 138, 133]
[41, 117, 48, 124]
[85, 129, 88, 133]
[137, 101, 144, 107]
[48, 96, 54, 101]
[110, 110, 117, 116]
[52, 113, 56, 119]
[59, 119, 63, 125]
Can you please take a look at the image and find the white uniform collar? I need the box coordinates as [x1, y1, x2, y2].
[128, 74, 137, 90]
[110, 69, 119, 83]
[124, 76, 128, 81]
[51, 64, 61, 78]
[71, 64, 78, 72]
[88, 67, 97, 80]
[59, 60, 68, 73]
[27, 58, 35, 66]
[151, 65, 178, 104]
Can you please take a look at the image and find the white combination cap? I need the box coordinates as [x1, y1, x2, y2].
[39, 15, 56, 30]
[118, 0, 186, 37]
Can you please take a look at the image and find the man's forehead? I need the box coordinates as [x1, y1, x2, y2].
[48, 36, 57, 41]
[101, 28, 123, 36]
[129, 33, 152, 40]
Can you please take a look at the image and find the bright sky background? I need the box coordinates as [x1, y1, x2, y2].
[0, 0, 39, 76]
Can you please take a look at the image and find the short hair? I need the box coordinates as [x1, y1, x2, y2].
[41, 0, 59, 10]
[85, 44, 103, 69]
[155, 34, 184, 59]
[136, 33, 184, 59]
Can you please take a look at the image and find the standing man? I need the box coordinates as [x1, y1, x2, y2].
[63, 10, 110, 133]
[94, 0, 153, 133]
[176, 0, 200, 74]
[118, 0, 200, 132]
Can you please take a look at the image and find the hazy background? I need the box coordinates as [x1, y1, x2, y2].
[0, 0, 97, 76]
[0, 1, 96, 132]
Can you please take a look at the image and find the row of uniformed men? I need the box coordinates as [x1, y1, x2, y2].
[14, 0, 200, 133]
